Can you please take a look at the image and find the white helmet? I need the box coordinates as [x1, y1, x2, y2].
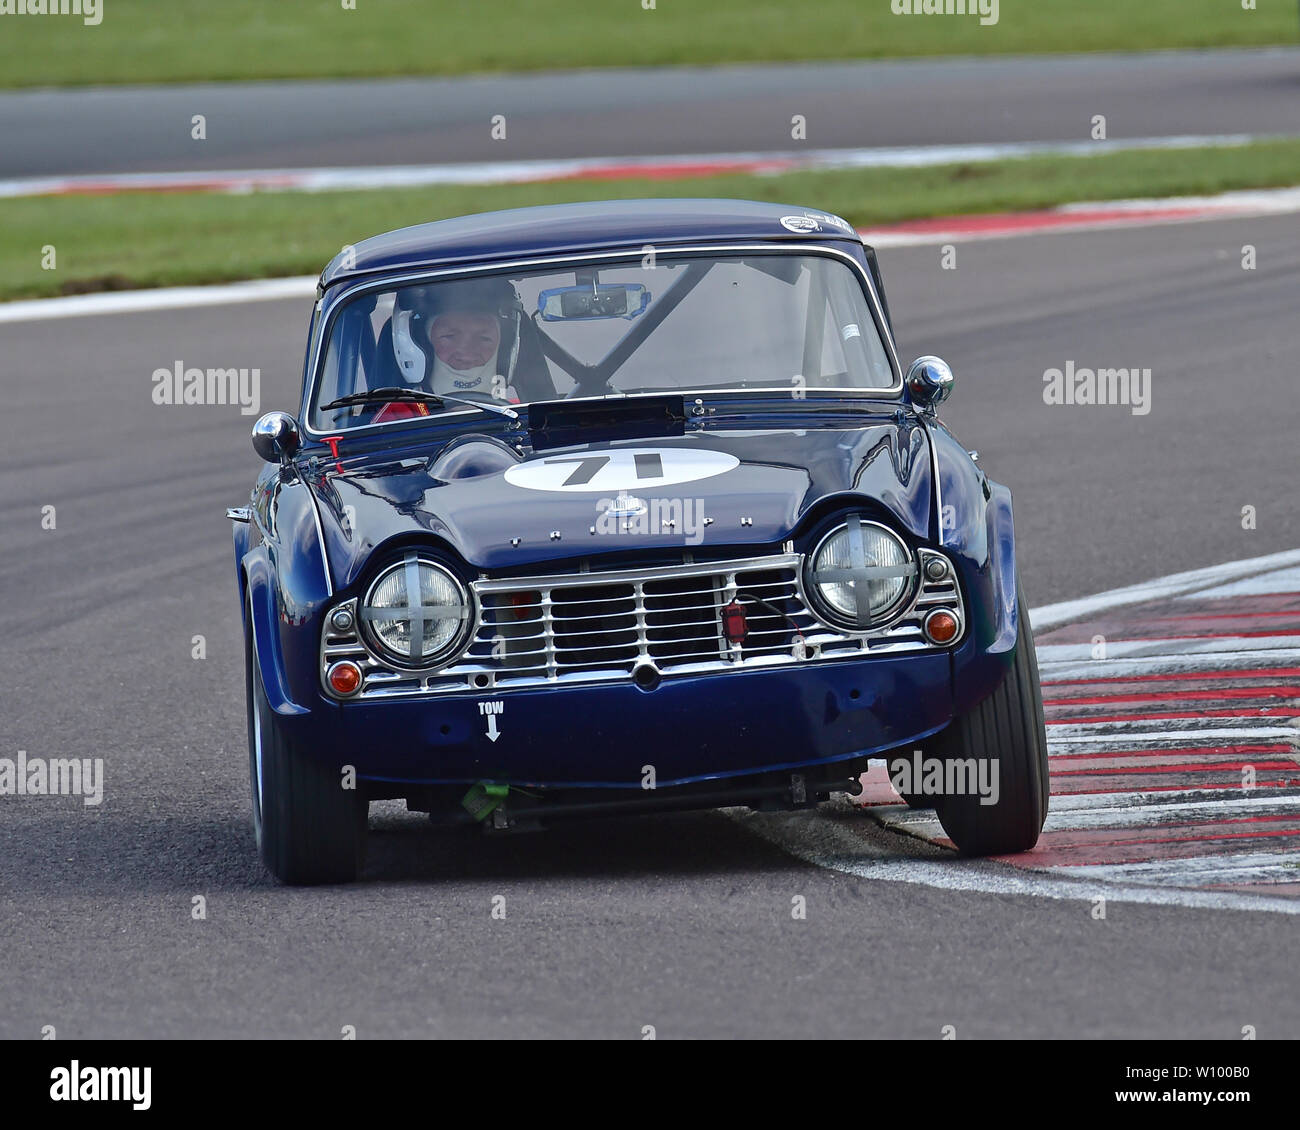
[391, 278, 522, 389]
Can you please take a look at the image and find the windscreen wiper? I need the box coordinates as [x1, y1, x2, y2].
[321, 386, 518, 420]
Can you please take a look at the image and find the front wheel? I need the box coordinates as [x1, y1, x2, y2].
[931, 584, 1050, 855]
[245, 594, 367, 884]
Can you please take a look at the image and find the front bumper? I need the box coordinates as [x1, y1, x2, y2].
[285, 650, 955, 789]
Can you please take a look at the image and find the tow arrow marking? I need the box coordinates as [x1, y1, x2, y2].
[479, 699, 504, 742]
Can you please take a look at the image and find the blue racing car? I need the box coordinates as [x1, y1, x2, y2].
[231, 198, 1049, 883]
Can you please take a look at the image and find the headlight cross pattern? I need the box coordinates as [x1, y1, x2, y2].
[809, 516, 917, 626]
[361, 553, 468, 664]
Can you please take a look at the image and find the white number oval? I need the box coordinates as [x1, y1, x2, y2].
[503, 447, 740, 493]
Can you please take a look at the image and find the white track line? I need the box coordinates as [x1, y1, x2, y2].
[1049, 788, 1300, 812]
[1048, 715, 1298, 732]
[1047, 726, 1299, 743]
[0, 276, 318, 324]
[863, 185, 1300, 247]
[1048, 753, 1291, 771]
[1037, 636, 1300, 662]
[852, 802, 1300, 836]
[730, 806, 1300, 915]
[0, 135, 1271, 200]
[1041, 650, 1300, 681]
[1053, 851, 1300, 886]
[1056, 186, 1300, 216]
[1044, 796, 1300, 831]
[1031, 549, 1300, 629]
[1188, 566, 1300, 599]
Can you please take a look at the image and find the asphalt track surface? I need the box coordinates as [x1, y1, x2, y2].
[3, 48, 1300, 177]
[1, 214, 1298, 1037]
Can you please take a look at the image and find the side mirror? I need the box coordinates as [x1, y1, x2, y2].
[905, 356, 954, 414]
[251, 411, 301, 465]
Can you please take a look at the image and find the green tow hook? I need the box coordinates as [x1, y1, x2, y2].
[461, 781, 511, 822]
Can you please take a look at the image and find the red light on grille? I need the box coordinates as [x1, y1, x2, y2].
[722, 599, 748, 644]
[924, 609, 960, 644]
[509, 591, 537, 620]
[327, 661, 363, 696]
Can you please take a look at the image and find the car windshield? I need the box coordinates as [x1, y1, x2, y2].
[309, 251, 896, 432]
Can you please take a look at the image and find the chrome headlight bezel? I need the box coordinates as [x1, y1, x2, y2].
[804, 517, 918, 631]
[360, 554, 473, 670]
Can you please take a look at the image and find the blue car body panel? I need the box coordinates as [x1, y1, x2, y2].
[236, 199, 1025, 796]
[316, 198, 865, 292]
[307, 415, 934, 584]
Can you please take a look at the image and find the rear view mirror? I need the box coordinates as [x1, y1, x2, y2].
[538, 283, 650, 321]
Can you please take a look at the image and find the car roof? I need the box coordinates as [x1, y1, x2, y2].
[319, 198, 867, 289]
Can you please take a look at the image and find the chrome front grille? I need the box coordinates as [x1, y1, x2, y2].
[321, 550, 964, 700]
[475, 563, 809, 678]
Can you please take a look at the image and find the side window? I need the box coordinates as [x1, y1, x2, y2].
[822, 259, 894, 388]
[817, 301, 850, 381]
[315, 318, 344, 417]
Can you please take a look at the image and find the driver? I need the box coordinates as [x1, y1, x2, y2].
[391, 277, 521, 401]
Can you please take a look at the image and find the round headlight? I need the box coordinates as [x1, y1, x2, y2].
[807, 518, 915, 628]
[361, 556, 470, 668]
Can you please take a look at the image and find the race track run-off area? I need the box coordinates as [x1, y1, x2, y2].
[827, 553, 1300, 911]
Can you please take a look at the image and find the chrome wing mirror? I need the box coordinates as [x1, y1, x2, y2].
[905, 356, 954, 415]
[251, 411, 302, 466]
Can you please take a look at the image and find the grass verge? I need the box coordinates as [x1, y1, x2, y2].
[4, 139, 1299, 301]
[0, 0, 1295, 87]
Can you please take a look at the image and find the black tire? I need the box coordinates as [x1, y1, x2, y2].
[931, 584, 1049, 855]
[245, 592, 367, 884]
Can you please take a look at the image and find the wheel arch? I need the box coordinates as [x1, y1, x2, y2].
[241, 546, 309, 717]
